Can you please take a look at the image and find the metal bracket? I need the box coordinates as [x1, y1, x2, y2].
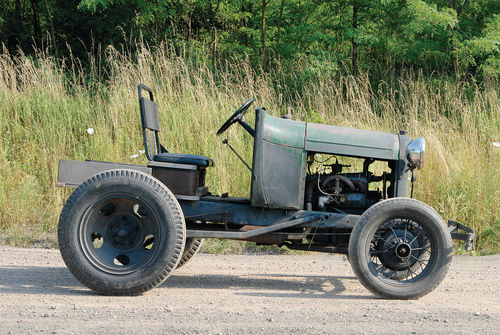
[448, 220, 475, 251]
[186, 214, 328, 239]
[222, 139, 253, 172]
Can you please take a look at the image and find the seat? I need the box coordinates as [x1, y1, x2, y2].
[152, 153, 212, 167]
[137, 84, 213, 167]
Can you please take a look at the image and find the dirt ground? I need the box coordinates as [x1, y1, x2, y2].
[0, 247, 498, 335]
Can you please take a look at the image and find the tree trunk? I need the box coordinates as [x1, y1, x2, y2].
[448, 0, 458, 11]
[352, 0, 358, 73]
[13, 0, 22, 45]
[29, 0, 42, 45]
[15, 0, 22, 29]
[276, 0, 285, 64]
[42, 0, 57, 57]
[210, 0, 222, 70]
[211, 26, 217, 67]
[449, 0, 467, 17]
[187, 7, 193, 41]
[261, 0, 268, 72]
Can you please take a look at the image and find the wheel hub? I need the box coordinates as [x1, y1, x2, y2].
[395, 242, 411, 258]
[107, 215, 142, 249]
[377, 229, 420, 271]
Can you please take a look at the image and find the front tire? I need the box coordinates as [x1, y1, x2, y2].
[348, 198, 452, 299]
[58, 169, 185, 295]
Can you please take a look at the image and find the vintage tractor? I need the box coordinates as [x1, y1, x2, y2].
[56, 84, 474, 299]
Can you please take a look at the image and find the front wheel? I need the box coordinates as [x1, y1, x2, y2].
[58, 169, 186, 295]
[348, 198, 452, 299]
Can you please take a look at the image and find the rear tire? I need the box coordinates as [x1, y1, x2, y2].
[58, 169, 185, 295]
[176, 238, 203, 269]
[348, 198, 452, 299]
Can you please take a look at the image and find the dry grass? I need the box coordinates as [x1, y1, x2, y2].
[0, 43, 498, 254]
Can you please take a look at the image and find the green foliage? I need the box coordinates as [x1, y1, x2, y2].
[78, 0, 116, 11]
[406, 0, 457, 31]
[0, 0, 498, 77]
[455, 14, 500, 78]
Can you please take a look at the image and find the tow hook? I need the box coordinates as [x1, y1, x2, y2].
[448, 220, 475, 251]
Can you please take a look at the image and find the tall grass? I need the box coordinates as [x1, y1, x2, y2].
[0, 43, 498, 253]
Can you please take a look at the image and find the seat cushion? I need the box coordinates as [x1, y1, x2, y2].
[153, 153, 213, 167]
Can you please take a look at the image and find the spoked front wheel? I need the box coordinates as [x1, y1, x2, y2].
[348, 198, 453, 299]
[58, 169, 185, 295]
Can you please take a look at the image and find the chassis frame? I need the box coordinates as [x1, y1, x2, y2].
[57, 159, 474, 252]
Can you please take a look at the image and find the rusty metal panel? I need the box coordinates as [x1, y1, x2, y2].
[260, 141, 307, 209]
[57, 160, 152, 188]
[305, 123, 400, 160]
[251, 110, 307, 209]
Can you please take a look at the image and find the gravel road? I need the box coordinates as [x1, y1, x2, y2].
[0, 247, 498, 335]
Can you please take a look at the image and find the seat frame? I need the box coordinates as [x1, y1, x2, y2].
[137, 83, 167, 161]
[137, 84, 213, 167]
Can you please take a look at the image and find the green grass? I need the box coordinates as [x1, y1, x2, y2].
[0, 44, 498, 254]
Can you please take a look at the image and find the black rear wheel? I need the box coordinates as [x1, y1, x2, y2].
[176, 238, 203, 269]
[348, 198, 452, 299]
[58, 169, 185, 295]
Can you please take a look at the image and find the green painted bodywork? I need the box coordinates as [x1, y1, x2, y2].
[261, 114, 306, 148]
[250, 109, 409, 210]
[251, 110, 308, 209]
[256, 111, 400, 161]
[306, 123, 400, 160]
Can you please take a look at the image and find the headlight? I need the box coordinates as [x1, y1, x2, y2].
[406, 137, 425, 169]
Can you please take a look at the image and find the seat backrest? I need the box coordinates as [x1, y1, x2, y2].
[138, 84, 165, 160]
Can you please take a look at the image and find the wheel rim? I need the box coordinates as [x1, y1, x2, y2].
[367, 218, 434, 284]
[79, 193, 162, 275]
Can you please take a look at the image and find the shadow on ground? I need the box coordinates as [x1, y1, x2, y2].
[166, 273, 373, 300]
[0, 265, 373, 299]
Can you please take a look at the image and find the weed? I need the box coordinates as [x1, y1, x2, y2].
[0, 44, 498, 254]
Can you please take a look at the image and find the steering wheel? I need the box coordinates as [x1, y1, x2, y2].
[216, 97, 255, 136]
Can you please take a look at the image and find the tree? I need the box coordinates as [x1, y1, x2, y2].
[0, 0, 497, 78]
[261, 0, 269, 71]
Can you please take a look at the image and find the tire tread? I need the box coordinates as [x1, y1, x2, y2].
[58, 169, 185, 295]
[348, 198, 453, 299]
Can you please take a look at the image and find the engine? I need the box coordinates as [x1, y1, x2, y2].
[305, 158, 383, 214]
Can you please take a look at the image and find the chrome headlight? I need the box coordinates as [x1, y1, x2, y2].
[406, 137, 425, 169]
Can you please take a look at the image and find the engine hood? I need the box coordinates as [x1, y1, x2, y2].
[305, 123, 400, 160]
[251, 110, 409, 209]
[259, 112, 402, 161]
